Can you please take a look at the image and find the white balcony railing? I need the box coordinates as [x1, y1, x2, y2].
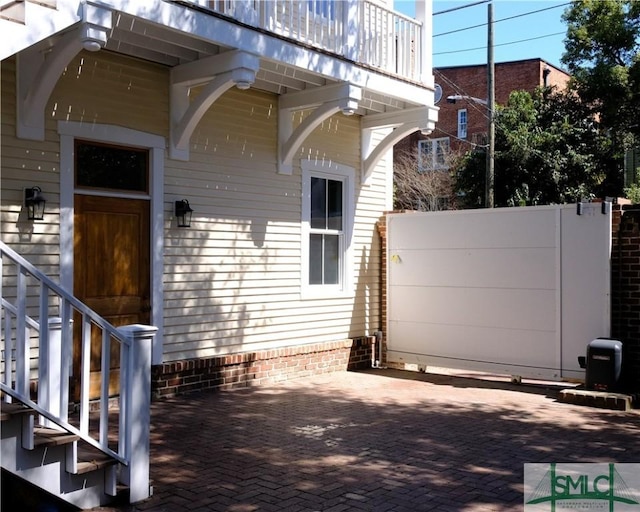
[180, 0, 423, 81]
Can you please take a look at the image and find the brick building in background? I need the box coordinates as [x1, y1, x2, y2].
[395, 58, 570, 173]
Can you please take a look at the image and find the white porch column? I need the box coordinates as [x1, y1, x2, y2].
[118, 324, 157, 504]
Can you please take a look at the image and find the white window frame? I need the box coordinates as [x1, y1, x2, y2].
[418, 137, 450, 172]
[457, 109, 468, 139]
[301, 159, 354, 298]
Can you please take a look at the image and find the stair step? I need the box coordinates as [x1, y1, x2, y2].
[32, 427, 79, 447]
[75, 444, 117, 475]
[76, 457, 115, 475]
[0, 402, 36, 421]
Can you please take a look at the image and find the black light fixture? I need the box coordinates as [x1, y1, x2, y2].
[25, 186, 46, 221]
[175, 199, 193, 228]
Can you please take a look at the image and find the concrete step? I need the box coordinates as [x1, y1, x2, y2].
[558, 388, 634, 411]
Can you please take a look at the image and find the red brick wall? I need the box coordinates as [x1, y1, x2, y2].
[395, 59, 570, 160]
[151, 337, 373, 398]
[611, 205, 640, 392]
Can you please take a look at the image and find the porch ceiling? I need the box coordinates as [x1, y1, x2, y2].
[99, 11, 418, 116]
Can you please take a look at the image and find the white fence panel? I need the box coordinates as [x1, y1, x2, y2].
[387, 204, 611, 381]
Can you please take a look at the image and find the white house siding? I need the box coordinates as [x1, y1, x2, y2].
[163, 88, 386, 362]
[1, 57, 61, 277]
[2, 49, 387, 365]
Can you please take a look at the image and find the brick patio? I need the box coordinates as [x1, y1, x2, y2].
[91, 368, 640, 512]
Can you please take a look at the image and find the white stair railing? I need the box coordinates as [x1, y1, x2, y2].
[0, 241, 156, 503]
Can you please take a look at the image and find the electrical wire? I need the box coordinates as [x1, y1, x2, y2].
[434, 2, 571, 38]
[433, 0, 489, 17]
[434, 69, 492, 122]
[434, 31, 566, 57]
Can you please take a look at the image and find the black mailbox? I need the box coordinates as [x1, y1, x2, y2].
[585, 338, 622, 391]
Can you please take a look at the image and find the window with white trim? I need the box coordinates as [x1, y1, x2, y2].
[302, 160, 354, 296]
[457, 109, 468, 139]
[418, 137, 450, 172]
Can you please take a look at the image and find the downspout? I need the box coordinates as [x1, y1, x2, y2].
[372, 330, 386, 369]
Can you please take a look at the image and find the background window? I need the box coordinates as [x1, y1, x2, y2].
[458, 109, 468, 139]
[418, 138, 450, 172]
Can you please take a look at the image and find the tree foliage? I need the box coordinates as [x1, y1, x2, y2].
[562, 0, 640, 195]
[456, 87, 609, 207]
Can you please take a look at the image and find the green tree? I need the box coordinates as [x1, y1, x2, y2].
[562, 0, 640, 195]
[456, 88, 608, 207]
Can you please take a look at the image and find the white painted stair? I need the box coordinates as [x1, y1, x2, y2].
[1, 401, 124, 509]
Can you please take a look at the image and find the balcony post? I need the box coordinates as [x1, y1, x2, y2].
[415, 0, 430, 85]
[343, 0, 359, 62]
[118, 323, 157, 503]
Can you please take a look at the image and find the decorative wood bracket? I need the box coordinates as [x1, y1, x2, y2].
[16, 1, 111, 140]
[277, 83, 362, 175]
[170, 50, 260, 160]
[361, 106, 438, 184]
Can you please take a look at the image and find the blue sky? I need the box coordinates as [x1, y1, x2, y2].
[394, 1, 571, 70]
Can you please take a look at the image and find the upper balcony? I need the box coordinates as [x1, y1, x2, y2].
[177, 0, 427, 84]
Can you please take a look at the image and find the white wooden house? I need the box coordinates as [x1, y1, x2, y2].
[0, 0, 437, 507]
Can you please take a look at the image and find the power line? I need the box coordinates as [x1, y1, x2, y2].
[434, 31, 566, 57]
[433, 70, 492, 122]
[433, 0, 489, 17]
[434, 2, 571, 38]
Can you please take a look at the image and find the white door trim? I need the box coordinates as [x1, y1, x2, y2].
[58, 121, 165, 365]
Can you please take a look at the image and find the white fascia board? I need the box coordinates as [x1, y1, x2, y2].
[101, 0, 435, 108]
[0, 1, 83, 61]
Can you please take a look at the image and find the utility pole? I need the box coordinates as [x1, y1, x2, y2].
[486, 1, 495, 208]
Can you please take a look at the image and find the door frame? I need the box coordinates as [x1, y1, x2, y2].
[58, 121, 165, 365]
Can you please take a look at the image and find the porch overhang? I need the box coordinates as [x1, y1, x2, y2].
[361, 107, 438, 183]
[9, 0, 438, 173]
[170, 50, 260, 160]
[277, 83, 362, 175]
[16, 1, 111, 140]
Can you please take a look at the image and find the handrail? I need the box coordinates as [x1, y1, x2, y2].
[0, 242, 129, 345]
[1, 241, 154, 502]
[0, 385, 127, 465]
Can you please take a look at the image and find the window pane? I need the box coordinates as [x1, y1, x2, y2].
[76, 141, 148, 192]
[324, 235, 339, 284]
[310, 177, 326, 229]
[309, 234, 323, 284]
[327, 180, 343, 230]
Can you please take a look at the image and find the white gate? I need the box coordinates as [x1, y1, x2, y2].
[386, 204, 611, 381]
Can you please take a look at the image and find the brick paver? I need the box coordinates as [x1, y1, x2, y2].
[92, 368, 640, 512]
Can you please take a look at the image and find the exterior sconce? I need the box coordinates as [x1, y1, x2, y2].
[25, 186, 46, 220]
[175, 199, 193, 228]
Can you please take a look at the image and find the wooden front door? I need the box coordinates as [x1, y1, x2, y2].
[73, 195, 150, 399]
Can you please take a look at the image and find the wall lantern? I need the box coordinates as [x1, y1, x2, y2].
[175, 199, 193, 228]
[25, 186, 46, 220]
